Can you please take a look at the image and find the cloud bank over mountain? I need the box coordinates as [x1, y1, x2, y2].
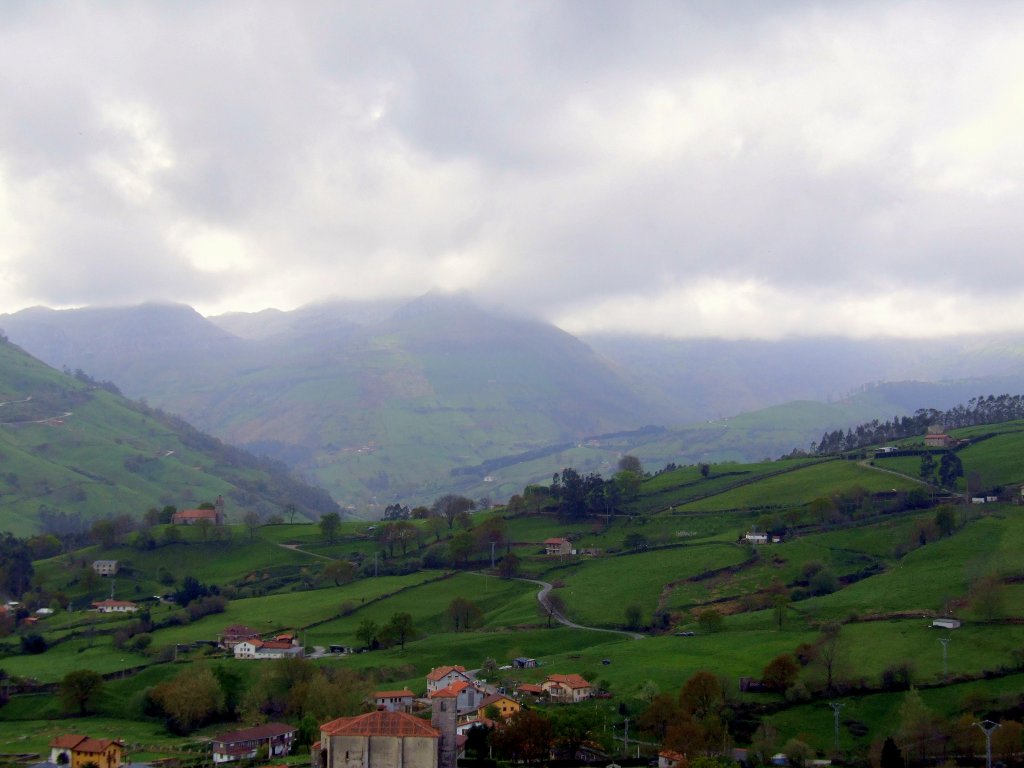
[2, 2, 1023, 338]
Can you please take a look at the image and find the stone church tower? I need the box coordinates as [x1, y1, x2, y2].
[430, 686, 458, 768]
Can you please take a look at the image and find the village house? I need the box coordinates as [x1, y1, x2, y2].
[49, 735, 124, 768]
[743, 532, 768, 544]
[233, 638, 303, 660]
[91, 560, 118, 576]
[91, 599, 138, 614]
[373, 689, 416, 713]
[476, 693, 520, 721]
[425, 665, 472, 694]
[542, 673, 592, 702]
[316, 710, 444, 768]
[516, 683, 545, 697]
[544, 537, 572, 556]
[212, 722, 296, 763]
[659, 749, 688, 768]
[219, 624, 261, 650]
[924, 433, 957, 449]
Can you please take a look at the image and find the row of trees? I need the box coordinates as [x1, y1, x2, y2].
[815, 394, 1024, 455]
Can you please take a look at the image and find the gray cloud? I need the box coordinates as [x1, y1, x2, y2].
[1, 1, 1023, 337]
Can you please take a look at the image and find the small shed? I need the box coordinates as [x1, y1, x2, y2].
[932, 618, 961, 630]
[512, 657, 537, 669]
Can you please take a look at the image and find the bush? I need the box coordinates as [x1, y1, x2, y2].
[20, 634, 46, 654]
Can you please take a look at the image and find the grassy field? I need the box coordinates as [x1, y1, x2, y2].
[678, 460, 922, 512]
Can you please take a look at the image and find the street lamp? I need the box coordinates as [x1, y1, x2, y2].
[973, 719, 1000, 768]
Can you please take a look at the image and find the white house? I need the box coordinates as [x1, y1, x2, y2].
[932, 618, 961, 630]
[744, 532, 768, 544]
[426, 665, 473, 694]
[233, 639, 304, 659]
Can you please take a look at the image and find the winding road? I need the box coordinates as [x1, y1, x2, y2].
[470, 572, 644, 640]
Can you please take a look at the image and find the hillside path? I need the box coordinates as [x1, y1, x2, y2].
[471, 572, 643, 640]
[275, 542, 335, 560]
[857, 458, 931, 486]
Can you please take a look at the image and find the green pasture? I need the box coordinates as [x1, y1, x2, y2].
[679, 460, 923, 513]
[551, 544, 748, 627]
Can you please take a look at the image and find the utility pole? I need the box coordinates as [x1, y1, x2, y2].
[829, 701, 844, 756]
[974, 720, 1000, 768]
[939, 637, 951, 677]
[490, 541, 496, 569]
[374, 552, 378, 577]
[624, 718, 630, 757]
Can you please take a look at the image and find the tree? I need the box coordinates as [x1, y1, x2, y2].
[448, 531, 475, 566]
[285, 502, 298, 523]
[319, 512, 341, 544]
[60, 669, 104, 714]
[321, 560, 357, 586]
[638, 693, 683, 740]
[499, 552, 520, 579]
[356, 619, 379, 650]
[938, 452, 963, 488]
[919, 453, 936, 482]
[623, 533, 649, 551]
[896, 687, 944, 764]
[772, 591, 790, 630]
[492, 709, 553, 764]
[971, 575, 1006, 620]
[934, 506, 956, 537]
[618, 455, 643, 474]
[0, 533, 33, 598]
[624, 603, 644, 630]
[679, 671, 724, 722]
[697, 608, 723, 633]
[699, 462, 711, 479]
[432, 494, 475, 529]
[446, 597, 483, 631]
[879, 737, 903, 768]
[149, 666, 226, 734]
[540, 592, 566, 628]
[195, 517, 212, 542]
[761, 654, 799, 692]
[783, 738, 813, 768]
[385, 612, 415, 650]
[815, 623, 846, 694]
[243, 511, 261, 541]
[551, 707, 601, 761]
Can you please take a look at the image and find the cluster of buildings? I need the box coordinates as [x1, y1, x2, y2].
[221, 625, 305, 660]
[43, 660, 598, 768]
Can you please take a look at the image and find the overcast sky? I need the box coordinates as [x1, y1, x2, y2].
[1, 1, 1023, 339]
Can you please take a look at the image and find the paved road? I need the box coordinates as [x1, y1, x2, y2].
[470, 572, 644, 640]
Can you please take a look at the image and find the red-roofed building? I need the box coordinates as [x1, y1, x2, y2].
[659, 750, 688, 768]
[924, 434, 956, 449]
[425, 665, 471, 694]
[544, 537, 572, 556]
[219, 624, 261, 650]
[542, 674, 592, 702]
[212, 722, 296, 764]
[49, 735, 124, 768]
[374, 689, 416, 712]
[234, 638, 303, 660]
[516, 683, 545, 696]
[171, 508, 220, 525]
[317, 711, 440, 768]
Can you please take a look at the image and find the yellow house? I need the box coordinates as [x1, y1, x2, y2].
[49, 736, 124, 768]
[476, 693, 520, 721]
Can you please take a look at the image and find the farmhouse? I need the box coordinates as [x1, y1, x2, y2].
[373, 689, 416, 713]
[542, 674, 592, 702]
[49, 735, 124, 768]
[92, 560, 118, 576]
[659, 750, 687, 768]
[544, 537, 573, 556]
[516, 683, 544, 697]
[924, 433, 956, 449]
[233, 639, 303, 659]
[91, 599, 138, 613]
[317, 710, 441, 768]
[425, 665, 472, 693]
[219, 624, 261, 650]
[744, 532, 768, 544]
[212, 722, 296, 764]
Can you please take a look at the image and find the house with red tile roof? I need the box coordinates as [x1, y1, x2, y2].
[659, 749, 688, 768]
[542, 673, 592, 702]
[425, 665, 472, 693]
[516, 683, 545, 696]
[317, 711, 440, 768]
[212, 722, 296, 764]
[219, 624, 261, 650]
[544, 537, 572, 556]
[233, 638, 303, 660]
[171, 508, 220, 525]
[49, 735, 124, 768]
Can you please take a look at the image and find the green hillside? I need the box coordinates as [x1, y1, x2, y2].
[4, 417, 1024, 765]
[0, 338, 337, 535]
